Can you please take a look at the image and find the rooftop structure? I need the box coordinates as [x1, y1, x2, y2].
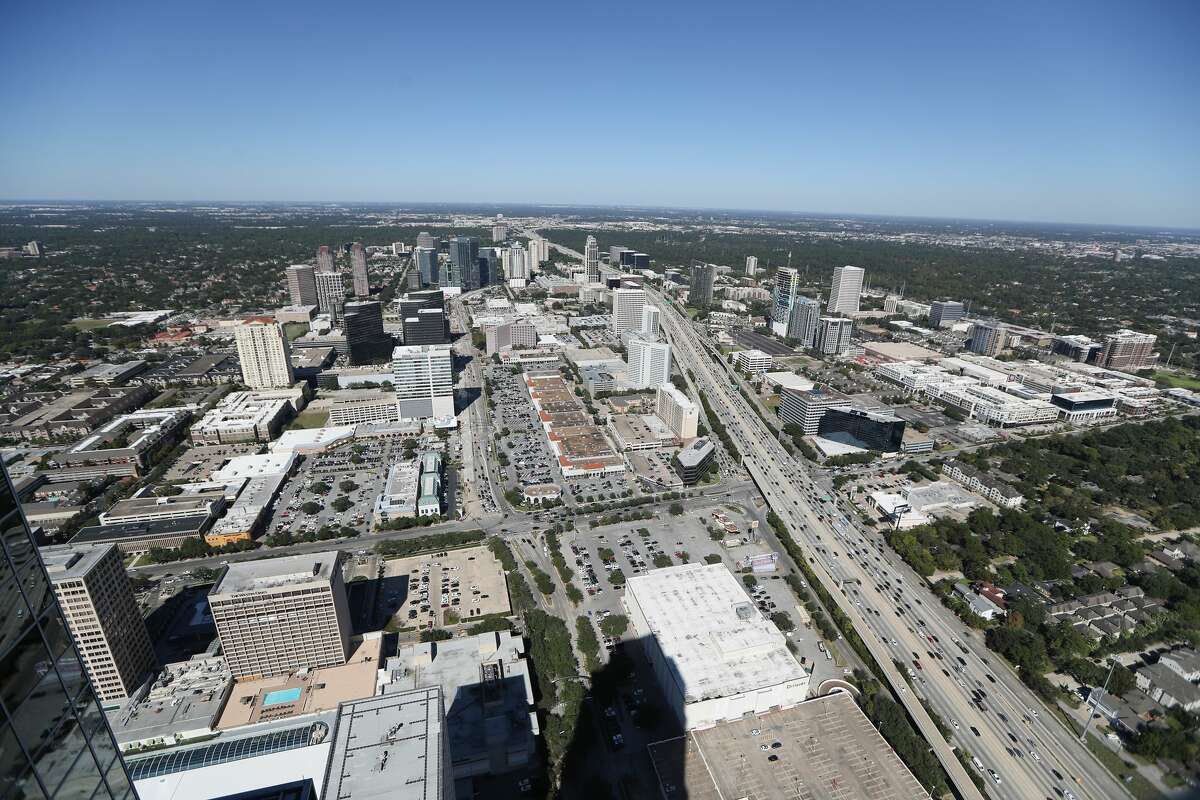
[382, 630, 537, 779]
[66, 360, 148, 387]
[648, 692, 927, 800]
[191, 388, 306, 445]
[624, 563, 809, 730]
[321, 687, 451, 800]
[110, 656, 233, 752]
[0, 386, 151, 441]
[70, 514, 213, 554]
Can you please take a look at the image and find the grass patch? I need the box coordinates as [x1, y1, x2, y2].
[70, 318, 113, 330]
[1056, 712, 1165, 800]
[282, 321, 310, 342]
[1152, 370, 1200, 391]
[288, 409, 329, 430]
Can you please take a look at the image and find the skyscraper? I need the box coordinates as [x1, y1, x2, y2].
[745, 255, 758, 276]
[929, 300, 965, 329]
[655, 385, 699, 440]
[786, 296, 822, 347]
[42, 543, 157, 704]
[316, 245, 335, 272]
[815, 316, 854, 355]
[234, 322, 295, 388]
[641, 304, 661, 338]
[968, 320, 1008, 357]
[402, 308, 448, 346]
[315, 271, 347, 325]
[492, 223, 508, 242]
[415, 246, 438, 285]
[392, 344, 455, 420]
[447, 236, 480, 289]
[770, 267, 801, 336]
[0, 465, 138, 799]
[343, 301, 393, 365]
[350, 242, 369, 298]
[526, 236, 549, 269]
[1097, 329, 1157, 371]
[690, 262, 716, 307]
[627, 337, 672, 389]
[506, 243, 528, 286]
[611, 288, 647, 337]
[827, 265, 864, 315]
[208, 552, 352, 679]
[416, 231, 437, 250]
[584, 235, 600, 282]
[285, 264, 318, 306]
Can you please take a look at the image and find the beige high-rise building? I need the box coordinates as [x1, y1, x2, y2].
[208, 551, 352, 679]
[234, 321, 295, 389]
[656, 384, 699, 440]
[43, 543, 157, 704]
[350, 242, 370, 298]
[285, 264, 318, 306]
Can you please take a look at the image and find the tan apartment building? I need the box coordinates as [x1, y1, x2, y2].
[207, 551, 352, 679]
[42, 543, 157, 704]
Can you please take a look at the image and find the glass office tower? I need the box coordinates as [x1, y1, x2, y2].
[0, 467, 135, 799]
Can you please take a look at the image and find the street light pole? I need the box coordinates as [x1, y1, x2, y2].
[1080, 657, 1118, 742]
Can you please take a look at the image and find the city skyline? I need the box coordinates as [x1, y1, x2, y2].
[1, 1, 1197, 228]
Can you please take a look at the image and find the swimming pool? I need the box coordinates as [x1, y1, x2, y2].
[262, 687, 302, 707]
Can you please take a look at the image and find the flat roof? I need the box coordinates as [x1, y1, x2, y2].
[675, 437, 715, 467]
[40, 543, 113, 582]
[70, 515, 211, 545]
[626, 564, 805, 704]
[763, 371, 815, 391]
[211, 551, 340, 596]
[649, 691, 928, 800]
[322, 687, 445, 800]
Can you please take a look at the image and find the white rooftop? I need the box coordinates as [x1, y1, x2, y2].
[625, 564, 806, 704]
[210, 451, 296, 481]
[762, 371, 815, 392]
[211, 551, 340, 596]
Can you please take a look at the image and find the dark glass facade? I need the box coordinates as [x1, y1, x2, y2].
[0, 466, 135, 800]
[817, 407, 906, 452]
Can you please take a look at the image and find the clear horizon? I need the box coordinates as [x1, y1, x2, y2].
[2, 0, 1198, 228]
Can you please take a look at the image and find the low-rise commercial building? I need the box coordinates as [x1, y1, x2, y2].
[326, 390, 401, 426]
[191, 387, 306, 444]
[817, 406, 906, 452]
[672, 437, 716, 485]
[47, 407, 191, 482]
[732, 349, 772, 375]
[110, 656, 233, 753]
[777, 386, 846, 434]
[624, 564, 809, 730]
[1051, 390, 1119, 424]
[0, 386, 152, 441]
[70, 515, 213, 554]
[66, 360, 148, 387]
[925, 382, 1059, 427]
[942, 460, 1024, 508]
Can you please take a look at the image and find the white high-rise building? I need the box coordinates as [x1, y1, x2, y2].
[584, 235, 600, 282]
[492, 223, 508, 242]
[827, 265, 864, 314]
[526, 236, 549, 269]
[286, 264, 318, 306]
[641, 304, 661, 338]
[507, 243, 528, 287]
[628, 337, 672, 389]
[392, 344, 455, 420]
[315, 270, 347, 325]
[612, 288, 647, 337]
[786, 296, 821, 346]
[655, 385, 699, 440]
[745, 255, 758, 276]
[234, 322, 295, 389]
[815, 316, 854, 355]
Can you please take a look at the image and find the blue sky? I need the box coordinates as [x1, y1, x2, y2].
[2, 0, 1198, 227]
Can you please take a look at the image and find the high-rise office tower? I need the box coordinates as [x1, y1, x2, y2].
[827, 265, 864, 314]
[350, 242, 369, 297]
[415, 246, 438, 286]
[285, 264, 318, 306]
[392, 344, 455, 419]
[609, 245, 629, 266]
[447, 236, 480, 289]
[343, 301, 393, 365]
[0, 465, 138, 799]
[968, 320, 1008, 357]
[492, 223, 507, 242]
[611, 288, 647, 337]
[234, 322, 295, 388]
[506, 243, 528, 285]
[477, 248, 501, 286]
[627, 337, 672, 389]
[402, 308, 448, 346]
[641, 304, 661, 338]
[42, 543, 157, 704]
[745, 255, 758, 276]
[315, 271, 348, 325]
[786, 296, 822, 347]
[690, 262, 716, 307]
[770, 267, 801, 336]
[416, 231, 437, 250]
[397, 289, 444, 317]
[655, 385, 699, 439]
[929, 300, 965, 329]
[815, 316, 854, 355]
[316, 245, 335, 272]
[584, 235, 600, 282]
[208, 552, 352, 679]
[1097, 329, 1157, 371]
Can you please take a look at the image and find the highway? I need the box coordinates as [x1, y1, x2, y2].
[649, 288, 1124, 800]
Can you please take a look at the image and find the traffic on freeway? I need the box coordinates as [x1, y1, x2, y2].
[653, 287, 1119, 800]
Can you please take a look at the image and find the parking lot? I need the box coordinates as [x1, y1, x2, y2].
[381, 545, 510, 630]
[485, 363, 558, 488]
